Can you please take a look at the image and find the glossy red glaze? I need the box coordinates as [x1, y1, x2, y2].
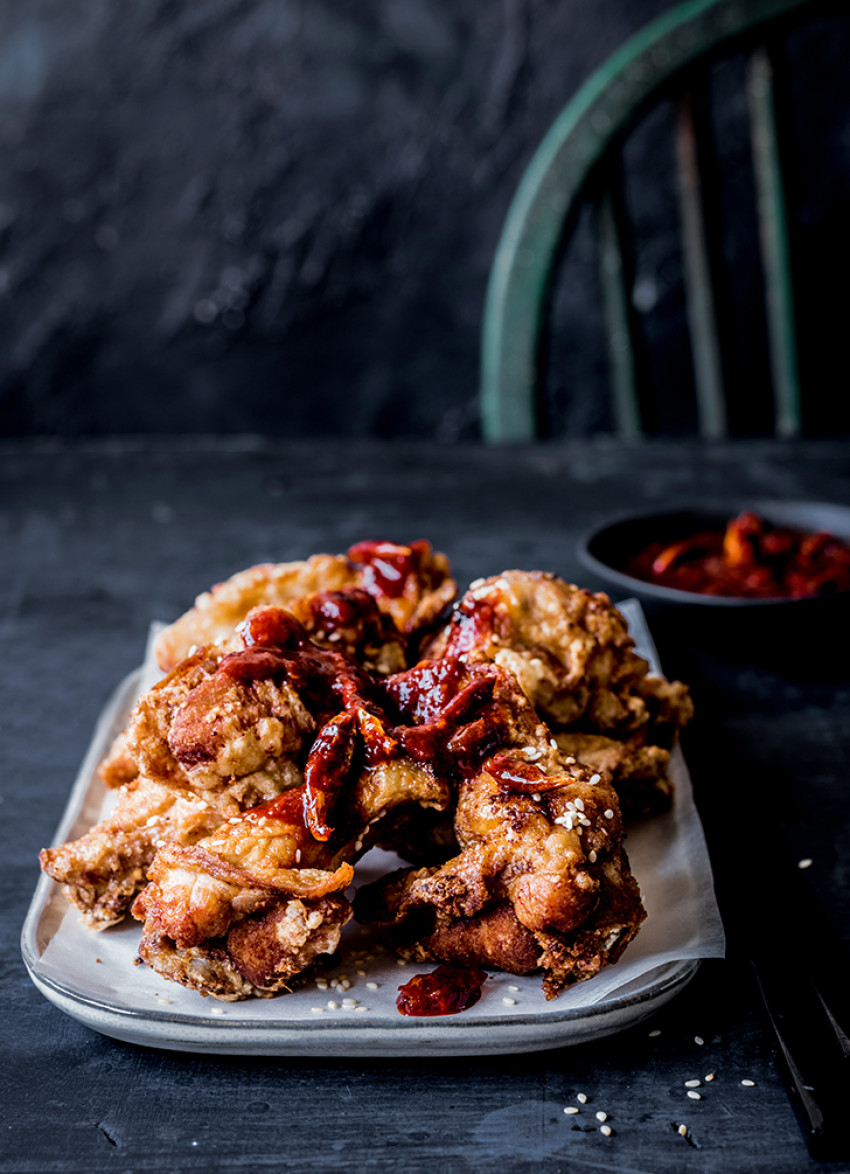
[439, 594, 502, 658]
[485, 752, 571, 794]
[348, 539, 430, 600]
[385, 658, 481, 724]
[242, 788, 308, 827]
[304, 712, 358, 841]
[396, 964, 488, 1017]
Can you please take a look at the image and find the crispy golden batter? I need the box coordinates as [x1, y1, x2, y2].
[39, 777, 221, 929]
[155, 541, 455, 671]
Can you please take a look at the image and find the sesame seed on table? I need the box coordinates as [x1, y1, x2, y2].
[6, 437, 850, 1174]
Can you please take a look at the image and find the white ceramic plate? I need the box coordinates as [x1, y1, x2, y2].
[22, 605, 720, 1056]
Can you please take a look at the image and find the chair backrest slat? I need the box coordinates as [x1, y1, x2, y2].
[748, 44, 803, 436]
[676, 89, 729, 439]
[595, 177, 643, 438]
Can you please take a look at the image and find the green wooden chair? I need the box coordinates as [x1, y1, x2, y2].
[480, 0, 825, 442]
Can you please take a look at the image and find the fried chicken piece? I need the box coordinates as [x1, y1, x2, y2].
[424, 571, 692, 813]
[126, 643, 316, 816]
[553, 732, 673, 819]
[356, 657, 646, 996]
[155, 541, 455, 671]
[39, 777, 221, 929]
[426, 571, 649, 728]
[133, 796, 355, 999]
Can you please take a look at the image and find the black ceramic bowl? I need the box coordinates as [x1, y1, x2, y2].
[577, 500, 850, 672]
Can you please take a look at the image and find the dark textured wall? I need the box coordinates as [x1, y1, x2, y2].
[0, 1, 847, 439]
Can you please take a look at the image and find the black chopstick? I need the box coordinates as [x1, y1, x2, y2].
[690, 754, 850, 1160]
[750, 952, 850, 1160]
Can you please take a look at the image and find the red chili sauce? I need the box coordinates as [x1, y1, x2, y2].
[626, 511, 850, 599]
[396, 964, 488, 1017]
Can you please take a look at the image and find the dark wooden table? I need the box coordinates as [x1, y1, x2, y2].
[4, 437, 850, 1173]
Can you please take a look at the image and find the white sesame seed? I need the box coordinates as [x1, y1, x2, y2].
[563, 1106, 579, 1115]
[579, 816, 591, 826]
[588, 774, 601, 785]
[396, 959, 406, 966]
[684, 1080, 701, 1088]
[704, 1073, 715, 1082]
[357, 969, 366, 977]
[531, 793, 542, 802]
[502, 997, 517, 1006]
[574, 797, 585, 812]
[550, 739, 558, 750]
[311, 1007, 325, 1013]
[694, 1036, 705, 1046]
[315, 978, 328, 990]
[508, 985, 520, 992]
[577, 1093, 588, 1104]
[600, 1125, 612, 1137]
[564, 756, 576, 765]
[155, 839, 165, 847]
[648, 1029, 661, 1037]
[366, 982, 379, 991]
[604, 809, 614, 819]
[354, 840, 363, 852]
[596, 1111, 607, 1122]
[342, 999, 357, 1008]
[295, 849, 301, 863]
[797, 858, 813, 869]
[678, 1124, 688, 1137]
[354, 1005, 368, 1013]
[327, 1000, 339, 1010]
[687, 1091, 701, 1100]
[741, 1079, 756, 1087]
[588, 850, 598, 863]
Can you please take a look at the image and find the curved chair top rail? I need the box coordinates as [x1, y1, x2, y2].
[480, 0, 813, 442]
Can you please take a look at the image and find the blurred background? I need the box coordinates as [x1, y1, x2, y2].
[1, 0, 848, 442]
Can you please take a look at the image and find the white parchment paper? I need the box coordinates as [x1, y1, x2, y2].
[35, 602, 724, 1033]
